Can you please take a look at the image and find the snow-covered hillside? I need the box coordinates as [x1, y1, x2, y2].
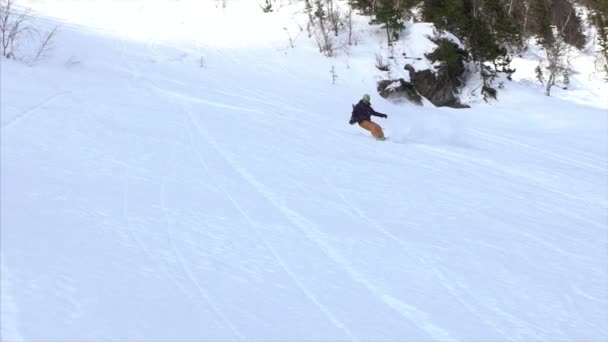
[1, 1, 607, 340]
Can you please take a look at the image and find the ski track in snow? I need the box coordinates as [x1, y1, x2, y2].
[416, 144, 606, 231]
[315, 176, 513, 338]
[183, 104, 456, 341]
[178, 101, 358, 341]
[468, 128, 606, 173]
[0, 91, 70, 129]
[114, 39, 200, 309]
[118, 73, 362, 338]
[115, 32, 247, 340]
[156, 120, 247, 341]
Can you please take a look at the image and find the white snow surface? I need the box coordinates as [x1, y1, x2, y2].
[1, 1, 607, 341]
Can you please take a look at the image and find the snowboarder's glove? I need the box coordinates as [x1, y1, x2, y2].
[349, 119, 355, 125]
[379, 114, 388, 119]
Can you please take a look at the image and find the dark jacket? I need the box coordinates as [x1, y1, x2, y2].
[350, 100, 385, 124]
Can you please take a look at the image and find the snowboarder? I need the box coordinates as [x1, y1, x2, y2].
[349, 94, 388, 140]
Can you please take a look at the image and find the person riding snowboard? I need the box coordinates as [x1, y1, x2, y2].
[349, 94, 388, 140]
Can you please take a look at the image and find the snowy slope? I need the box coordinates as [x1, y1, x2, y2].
[1, 1, 607, 340]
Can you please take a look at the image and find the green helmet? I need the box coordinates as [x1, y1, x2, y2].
[362, 94, 371, 103]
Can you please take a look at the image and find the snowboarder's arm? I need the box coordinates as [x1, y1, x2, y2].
[372, 111, 388, 118]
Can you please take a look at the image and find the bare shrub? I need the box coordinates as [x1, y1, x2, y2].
[0, 0, 30, 59]
[539, 26, 574, 96]
[0, 0, 58, 63]
[345, 7, 354, 45]
[305, 0, 335, 57]
[31, 25, 58, 63]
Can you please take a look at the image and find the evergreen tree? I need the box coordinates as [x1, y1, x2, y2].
[348, 0, 375, 15]
[345, 0, 606, 91]
[483, 0, 523, 49]
[422, 0, 470, 36]
[370, 0, 406, 44]
[421, 0, 520, 98]
[589, 0, 608, 80]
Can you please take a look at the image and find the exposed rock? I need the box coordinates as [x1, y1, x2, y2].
[402, 39, 469, 108]
[376, 39, 470, 108]
[404, 64, 469, 108]
[377, 79, 423, 105]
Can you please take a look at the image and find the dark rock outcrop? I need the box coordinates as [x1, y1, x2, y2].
[406, 39, 469, 108]
[377, 79, 423, 105]
[376, 39, 470, 108]
[404, 64, 469, 108]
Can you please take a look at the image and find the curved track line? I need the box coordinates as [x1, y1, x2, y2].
[119, 160, 195, 300]
[158, 122, 245, 341]
[417, 144, 607, 227]
[180, 110, 358, 341]
[147, 77, 357, 339]
[186, 110, 456, 341]
[160, 179, 246, 341]
[469, 128, 606, 173]
[317, 175, 511, 337]
[115, 25, 246, 340]
[1, 91, 70, 129]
